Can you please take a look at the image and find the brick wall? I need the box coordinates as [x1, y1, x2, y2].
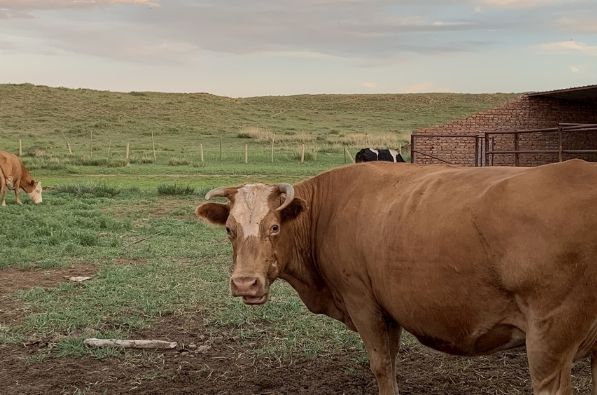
[412, 95, 597, 166]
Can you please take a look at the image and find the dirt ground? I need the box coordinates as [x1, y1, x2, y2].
[0, 268, 593, 395]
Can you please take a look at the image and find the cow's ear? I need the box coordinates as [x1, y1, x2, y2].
[280, 198, 307, 223]
[196, 202, 229, 226]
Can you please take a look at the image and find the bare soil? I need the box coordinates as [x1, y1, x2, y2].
[0, 269, 592, 394]
[0, 265, 97, 326]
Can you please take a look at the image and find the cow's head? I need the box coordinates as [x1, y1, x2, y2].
[27, 180, 42, 204]
[196, 183, 306, 305]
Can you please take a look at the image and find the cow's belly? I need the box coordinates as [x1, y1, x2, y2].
[410, 323, 526, 356]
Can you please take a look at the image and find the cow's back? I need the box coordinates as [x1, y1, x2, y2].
[308, 160, 597, 354]
[0, 151, 24, 180]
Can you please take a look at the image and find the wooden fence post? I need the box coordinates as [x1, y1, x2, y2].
[200, 143, 204, 163]
[244, 144, 248, 164]
[345, 147, 354, 163]
[151, 131, 157, 161]
[126, 143, 130, 165]
[300, 144, 305, 164]
[18, 139, 22, 156]
[558, 126, 563, 162]
[61, 131, 73, 155]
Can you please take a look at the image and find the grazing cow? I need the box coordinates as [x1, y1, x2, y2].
[355, 148, 405, 163]
[0, 151, 42, 206]
[196, 160, 597, 395]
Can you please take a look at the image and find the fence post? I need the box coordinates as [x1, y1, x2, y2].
[558, 126, 563, 162]
[219, 137, 223, 161]
[345, 147, 355, 163]
[300, 144, 305, 163]
[90, 131, 93, 158]
[200, 143, 204, 163]
[61, 131, 72, 155]
[126, 143, 130, 165]
[18, 139, 22, 156]
[151, 131, 157, 161]
[244, 144, 248, 164]
[514, 132, 519, 166]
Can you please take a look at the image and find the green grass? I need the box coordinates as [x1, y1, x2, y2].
[0, 83, 518, 167]
[0, 83, 519, 363]
[157, 183, 195, 195]
[1, 187, 360, 360]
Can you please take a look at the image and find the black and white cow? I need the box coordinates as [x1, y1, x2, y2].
[355, 148, 405, 163]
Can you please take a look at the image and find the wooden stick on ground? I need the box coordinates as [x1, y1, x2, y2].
[84, 338, 177, 349]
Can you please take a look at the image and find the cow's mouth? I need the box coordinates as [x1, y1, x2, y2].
[242, 294, 268, 305]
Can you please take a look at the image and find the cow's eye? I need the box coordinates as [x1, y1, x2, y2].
[270, 224, 280, 235]
[225, 226, 233, 236]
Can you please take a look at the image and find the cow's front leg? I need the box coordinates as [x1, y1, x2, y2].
[346, 299, 401, 395]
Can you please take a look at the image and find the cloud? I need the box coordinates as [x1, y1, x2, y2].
[556, 17, 597, 33]
[0, 0, 158, 9]
[540, 40, 597, 56]
[569, 65, 580, 73]
[478, 0, 560, 8]
[402, 82, 434, 93]
[360, 81, 378, 88]
[5, 0, 590, 69]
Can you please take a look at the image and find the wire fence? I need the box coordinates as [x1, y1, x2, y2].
[10, 136, 410, 168]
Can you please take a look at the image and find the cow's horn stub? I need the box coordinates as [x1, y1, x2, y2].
[205, 187, 232, 200]
[275, 183, 295, 211]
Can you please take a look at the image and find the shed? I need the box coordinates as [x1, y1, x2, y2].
[410, 85, 597, 166]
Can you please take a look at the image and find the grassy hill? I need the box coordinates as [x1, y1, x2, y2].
[0, 84, 518, 162]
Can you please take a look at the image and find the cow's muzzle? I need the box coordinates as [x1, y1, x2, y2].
[230, 275, 268, 305]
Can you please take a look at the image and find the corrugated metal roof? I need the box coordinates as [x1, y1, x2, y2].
[526, 84, 597, 101]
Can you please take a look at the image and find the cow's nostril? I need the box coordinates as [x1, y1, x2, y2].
[231, 276, 260, 295]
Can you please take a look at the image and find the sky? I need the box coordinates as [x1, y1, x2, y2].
[0, 0, 596, 97]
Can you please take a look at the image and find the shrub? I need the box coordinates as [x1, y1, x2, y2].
[157, 184, 195, 196]
[168, 158, 191, 166]
[68, 158, 128, 168]
[55, 184, 121, 198]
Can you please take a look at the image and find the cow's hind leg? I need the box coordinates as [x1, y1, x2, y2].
[345, 297, 401, 395]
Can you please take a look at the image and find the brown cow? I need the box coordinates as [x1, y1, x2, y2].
[196, 160, 597, 395]
[0, 151, 42, 206]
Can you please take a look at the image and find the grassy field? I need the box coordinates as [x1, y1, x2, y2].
[5, 84, 567, 394]
[0, 83, 518, 166]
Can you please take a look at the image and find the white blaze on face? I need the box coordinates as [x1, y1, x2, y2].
[230, 184, 275, 238]
[28, 181, 43, 204]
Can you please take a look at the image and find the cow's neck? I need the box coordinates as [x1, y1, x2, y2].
[20, 169, 34, 193]
[279, 182, 352, 328]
